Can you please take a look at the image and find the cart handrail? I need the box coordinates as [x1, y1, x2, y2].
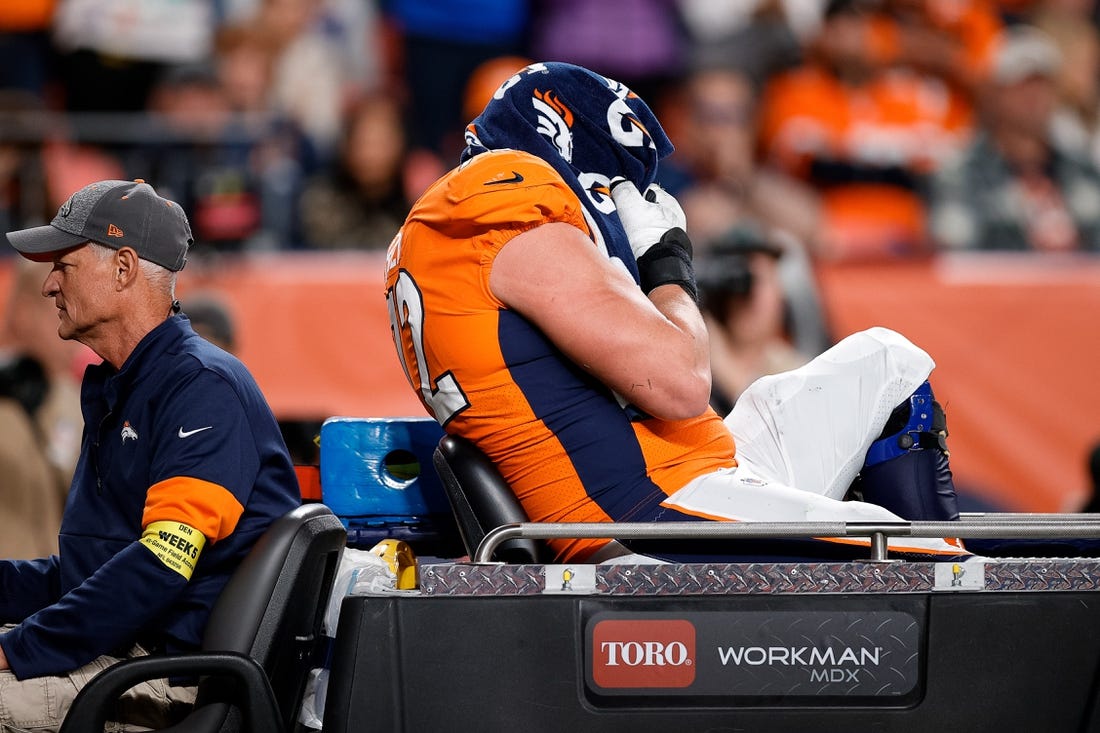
[473, 514, 1100, 563]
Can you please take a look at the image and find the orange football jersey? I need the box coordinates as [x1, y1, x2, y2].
[385, 149, 736, 560]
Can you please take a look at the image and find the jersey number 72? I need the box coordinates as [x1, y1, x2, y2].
[386, 269, 471, 426]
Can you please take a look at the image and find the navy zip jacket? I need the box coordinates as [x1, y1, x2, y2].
[0, 315, 300, 679]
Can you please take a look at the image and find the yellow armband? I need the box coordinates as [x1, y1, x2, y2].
[139, 521, 207, 580]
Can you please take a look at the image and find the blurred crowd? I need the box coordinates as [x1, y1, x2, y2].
[2, 0, 1100, 555]
[1, 0, 1097, 260]
[0, 0, 1097, 357]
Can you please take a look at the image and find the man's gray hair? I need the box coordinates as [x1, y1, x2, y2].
[88, 241, 177, 298]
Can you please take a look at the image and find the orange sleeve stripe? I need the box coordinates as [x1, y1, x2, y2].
[143, 476, 245, 542]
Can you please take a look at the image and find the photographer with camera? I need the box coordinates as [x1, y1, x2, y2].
[697, 224, 811, 416]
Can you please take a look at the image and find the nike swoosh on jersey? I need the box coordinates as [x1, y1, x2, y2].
[178, 426, 214, 438]
[483, 171, 525, 186]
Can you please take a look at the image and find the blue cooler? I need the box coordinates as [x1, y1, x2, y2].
[319, 417, 461, 555]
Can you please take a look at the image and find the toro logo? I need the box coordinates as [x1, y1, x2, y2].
[591, 619, 695, 689]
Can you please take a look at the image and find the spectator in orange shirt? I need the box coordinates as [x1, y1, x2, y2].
[866, 0, 1003, 98]
[757, 0, 975, 259]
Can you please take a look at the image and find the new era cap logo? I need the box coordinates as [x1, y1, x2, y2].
[107, 224, 124, 237]
[591, 619, 695, 689]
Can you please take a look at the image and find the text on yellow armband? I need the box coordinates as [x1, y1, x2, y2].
[139, 521, 207, 580]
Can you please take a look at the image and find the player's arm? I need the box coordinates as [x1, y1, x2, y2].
[491, 220, 711, 420]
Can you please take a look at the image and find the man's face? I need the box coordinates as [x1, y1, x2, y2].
[995, 74, 1057, 139]
[685, 69, 755, 181]
[41, 243, 117, 344]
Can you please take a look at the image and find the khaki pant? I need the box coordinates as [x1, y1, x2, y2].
[0, 632, 197, 733]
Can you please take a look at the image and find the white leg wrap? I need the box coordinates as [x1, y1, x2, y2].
[722, 326, 935, 500]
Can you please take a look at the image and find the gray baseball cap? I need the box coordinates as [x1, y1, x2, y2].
[991, 25, 1062, 85]
[3, 179, 192, 271]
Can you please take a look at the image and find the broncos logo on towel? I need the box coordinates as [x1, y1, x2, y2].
[533, 88, 574, 162]
[459, 61, 676, 286]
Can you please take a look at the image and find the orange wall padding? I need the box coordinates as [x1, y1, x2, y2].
[2, 250, 1096, 513]
[816, 254, 1100, 513]
[179, 251, 422, 422]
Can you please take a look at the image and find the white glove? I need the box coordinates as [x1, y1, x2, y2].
[610, 177, 687, 260]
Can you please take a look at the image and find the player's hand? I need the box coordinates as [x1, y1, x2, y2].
[610, 178, 687, 260]
[610, 178, 697, 300]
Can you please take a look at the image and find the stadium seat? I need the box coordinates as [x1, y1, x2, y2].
[432, 433, 549, 563]
[59, 502, 347, 733]
[431, 434, 798, 564]
[431, 434, 902, 565]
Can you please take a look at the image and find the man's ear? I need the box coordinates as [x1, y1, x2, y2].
[115, 247, 140, 290]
